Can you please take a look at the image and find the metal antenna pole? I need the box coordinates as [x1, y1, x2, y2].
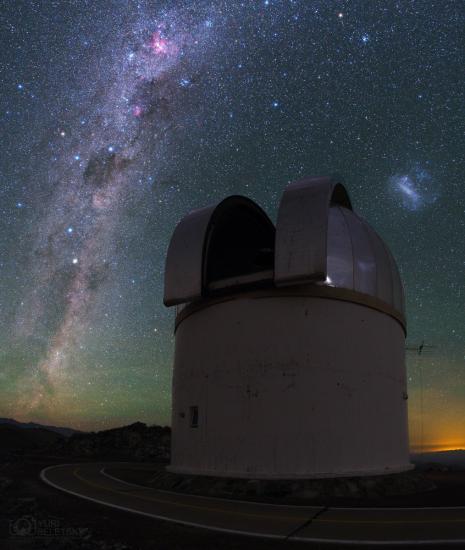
[405, 340, 436, 452]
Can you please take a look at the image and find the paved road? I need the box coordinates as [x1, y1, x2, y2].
[41, 462, 465, 546]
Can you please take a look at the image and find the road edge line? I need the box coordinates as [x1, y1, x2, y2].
[40, 465, 285, 541]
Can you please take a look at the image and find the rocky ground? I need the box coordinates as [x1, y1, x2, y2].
[144, 468, 436, 504]
[51, 422, 171, 462]
[111, 465, 465, 508]
[0, 421, 171, 463]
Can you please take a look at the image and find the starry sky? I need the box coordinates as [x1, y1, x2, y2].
[0, 1, 463, 450]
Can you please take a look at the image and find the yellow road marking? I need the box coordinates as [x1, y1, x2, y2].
[71, 467, 308, 523]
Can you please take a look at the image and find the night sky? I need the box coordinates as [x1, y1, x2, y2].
[0, 1, 463, 450]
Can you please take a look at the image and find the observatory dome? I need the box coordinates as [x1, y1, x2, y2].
[164, 176, 410, 479]
[165, 176, 405, 331]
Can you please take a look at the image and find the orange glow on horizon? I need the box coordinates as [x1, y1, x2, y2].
[407, 383, 465, 455]
[410, 443, 465, 454]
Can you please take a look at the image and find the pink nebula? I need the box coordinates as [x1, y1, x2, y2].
[150, 31, 169, 55]
[132, 105, 143, 117]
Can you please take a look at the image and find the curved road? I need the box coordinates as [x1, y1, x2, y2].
[41, 462, 465, 546]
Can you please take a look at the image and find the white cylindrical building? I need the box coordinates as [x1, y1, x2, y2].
[164, 177, 411, 479]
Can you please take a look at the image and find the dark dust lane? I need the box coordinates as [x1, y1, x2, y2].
[41, 462, 465, 546]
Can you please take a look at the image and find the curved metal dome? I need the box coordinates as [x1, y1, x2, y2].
[164, 195, 274, 306]
[164, 176, 405, 326]
[325, 205, 405, 315]
[275, 177, 405, 321]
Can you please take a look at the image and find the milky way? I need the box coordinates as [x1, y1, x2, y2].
[1, 1, 464, 448]
[11, 4, 218, 417]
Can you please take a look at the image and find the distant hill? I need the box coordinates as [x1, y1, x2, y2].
[52, 421, 171, 461]
[411, 450, 465, 471]
[0, 420, 170, 460]
[0, 417, 82, 438]
[0, 424, 64, 451]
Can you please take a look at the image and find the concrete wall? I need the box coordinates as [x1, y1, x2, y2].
[169, 294, 411, 478]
